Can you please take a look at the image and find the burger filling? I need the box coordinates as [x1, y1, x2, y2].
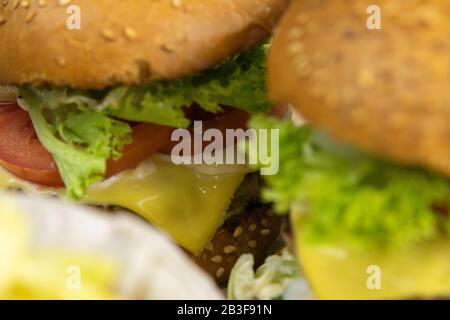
[0, 46, 272, 254]
[249, 115, 450, 299]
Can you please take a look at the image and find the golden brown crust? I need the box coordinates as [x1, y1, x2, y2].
[191, 205, 281, 284]
[269, 0, 450, 177]
[0, 0, 290, 89]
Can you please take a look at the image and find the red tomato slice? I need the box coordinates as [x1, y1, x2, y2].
[106, 123, 173, 176]
[0, 102, 249, 188]
[0, 103, 173, 187]
[0, 102, 64, 186]
[160, 107, 250, 155]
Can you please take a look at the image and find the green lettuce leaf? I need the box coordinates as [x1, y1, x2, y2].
[99, 45, 271, 127]
[227, 249, 301, 300]
[17, 46, 271, 199]
[249, 115, 450, 249]
[248, 114, 311, 212]
[19, 88, 131, 200]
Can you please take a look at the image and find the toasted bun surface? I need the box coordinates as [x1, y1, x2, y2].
[269, 0, 450, 177]
[191, 205, 280, 284]
[0, 0, 289, 89]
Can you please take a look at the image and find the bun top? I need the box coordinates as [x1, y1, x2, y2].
[0, 0, 289, 89]
[269, 0, 450, 177]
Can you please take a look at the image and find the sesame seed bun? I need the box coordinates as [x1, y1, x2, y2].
[0, 0, 289, 89]
[191, 205, 281, 284]
[268, 0, 450, 177]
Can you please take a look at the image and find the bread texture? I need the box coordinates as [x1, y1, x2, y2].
[191, 205, 280, 284]
[0, 0, 290, 89]
[269, 0, 450, 177]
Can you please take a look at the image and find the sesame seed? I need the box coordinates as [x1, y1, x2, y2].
[216, 268, 225, 279]
[12, 0, 19, 9]
[288, 28, 303, 40]
[288, 43, 304, 55]
[295, 58, 311, 77]
[2, 0, 8, 6]
[54, 56, 66, 67]
[223, 245, 237, 254]
[204, 242, 214, 251]
[233, 226, 243, 238]
[248, 240, 257, 249]
[296, 14, 309, 24]
[260, 229, 271, 236]
[59, 0, 70, 6]
[261, 219, 269, 227]
[210, 255, 223, 263]
[175, 31, 186, 42]
[20, 0, 29, 8]
[161, 43, 175, 53]
[38, 0, 46, 7]
[123, 26, 137, 40]
[25, 10, 36, 22]
[101, 28, 115, 41]
[171, 0, 182, 8]
[248, 224, 257, 232]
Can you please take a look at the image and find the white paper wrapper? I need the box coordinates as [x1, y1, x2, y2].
[5, 193, 223, 300]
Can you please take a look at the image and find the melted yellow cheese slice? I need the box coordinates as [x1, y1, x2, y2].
[0, 155, 246, 254]
[291, 212, 450, 299]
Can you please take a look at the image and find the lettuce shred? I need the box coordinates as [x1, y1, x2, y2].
[104, 45, 271, 127]
[227, 250, 301, 300]
[249, 115, 450, 249]
[20, 89, 131, 200]
[17, 46, 270, 199]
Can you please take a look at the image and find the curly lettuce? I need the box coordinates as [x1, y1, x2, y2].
[20, 88, 131, 200]
[249, 115, 450, 249]
[104, 45, 271, 127]
[17, 46, 271, 199]
[227, 249, 302, 300]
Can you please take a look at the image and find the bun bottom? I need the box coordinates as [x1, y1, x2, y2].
[191, 204, 281, 284]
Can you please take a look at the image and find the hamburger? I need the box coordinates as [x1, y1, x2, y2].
[0, 0, 290, 284]
[247, 0, 450, 299]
